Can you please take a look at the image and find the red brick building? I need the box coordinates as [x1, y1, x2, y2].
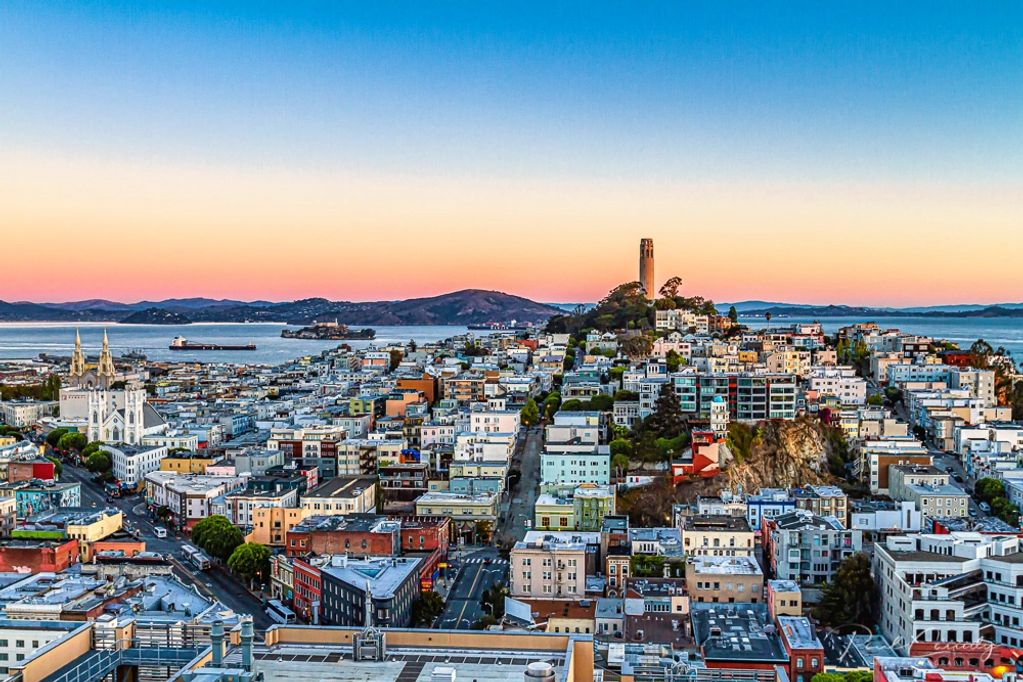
[777, 616, 825, 682]
[287, 515, 400, 557]
[292, 557, 323, 624]
[8, 460, 56, 483]
[0, 539, 79, 573]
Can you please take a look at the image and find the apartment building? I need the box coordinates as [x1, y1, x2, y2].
[765, 510, 862, 585]
[685, 555, 764, 605]
[540, 448, 611, 487]
[889, 465, 970, 519]
[510, 533, 588, 599]
[106, 444, 169, 487]
[301, 476, 377, 516]
[874, 532, 1023, 654]
[681, 515, 755, 557]
[793, 485, 849, 528]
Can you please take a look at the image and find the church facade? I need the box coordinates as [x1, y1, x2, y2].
[59, 330, 167, 445]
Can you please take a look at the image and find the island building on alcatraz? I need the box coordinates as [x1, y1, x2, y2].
[58, 329, 166, 444]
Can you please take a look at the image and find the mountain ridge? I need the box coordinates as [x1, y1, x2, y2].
[0, 289, 561, 325]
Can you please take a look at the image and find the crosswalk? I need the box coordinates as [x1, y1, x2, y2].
[462, 557, 507, 565]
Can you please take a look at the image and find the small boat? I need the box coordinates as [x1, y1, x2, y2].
[169, 336, 256, 351]
[123, 349, 148, 361]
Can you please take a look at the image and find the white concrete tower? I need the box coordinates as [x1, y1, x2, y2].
[639, 238, 655, 299]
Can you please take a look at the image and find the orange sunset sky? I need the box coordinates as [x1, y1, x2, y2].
[2, 3, 1021, 306]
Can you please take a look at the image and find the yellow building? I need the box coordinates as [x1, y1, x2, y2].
[768, 579, 803, 617]
[448, 461, 508, 479]
[251, 506, 308, 548]
[66, 510, 123, 544]
[534, 495, 575, 530]
[67, 509, 124, 560]
[160, 454, 215, 474]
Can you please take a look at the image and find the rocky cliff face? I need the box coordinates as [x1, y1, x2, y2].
[719, 417, 836, 494]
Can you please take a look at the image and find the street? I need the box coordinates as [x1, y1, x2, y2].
[434, 546, 508, 629]
[60, 460, 271, 630]
[497, 425, 542, 546]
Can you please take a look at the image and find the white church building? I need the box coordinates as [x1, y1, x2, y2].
[59, 330, 167, 445]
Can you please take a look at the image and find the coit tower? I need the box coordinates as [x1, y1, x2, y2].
[639, 238, 655, 299]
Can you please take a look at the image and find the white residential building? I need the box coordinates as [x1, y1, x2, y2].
[106, 444, 169, 487]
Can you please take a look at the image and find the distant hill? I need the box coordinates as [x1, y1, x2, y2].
[733, 303, 1023, 319]
[120, 308, 193, 325]
[0, 290, 561, 325]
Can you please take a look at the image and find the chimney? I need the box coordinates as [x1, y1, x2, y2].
[240, 618, 254, 672]
[210, 619, 225, 667]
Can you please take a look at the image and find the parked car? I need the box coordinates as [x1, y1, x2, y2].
[979, 502, 992, 513]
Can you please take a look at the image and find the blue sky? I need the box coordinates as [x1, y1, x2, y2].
[4, 1, 1020, 181]
[1, 2, 1021, 304]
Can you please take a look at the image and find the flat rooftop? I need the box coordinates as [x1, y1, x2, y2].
[227, 644, 569, 682]
[682, 515, 752, 532]
[689, 556, 763, 576]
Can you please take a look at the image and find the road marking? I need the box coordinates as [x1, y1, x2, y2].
[453, 563, 485, 628]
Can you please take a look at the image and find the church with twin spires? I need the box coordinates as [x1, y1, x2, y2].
[59, 330, 167, 445]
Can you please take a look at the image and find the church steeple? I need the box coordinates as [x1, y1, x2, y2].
[97, 329, 116, 381]
[69, 329, 87, 378]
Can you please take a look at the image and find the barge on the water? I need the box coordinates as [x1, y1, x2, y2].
[169, 336, 256, 351]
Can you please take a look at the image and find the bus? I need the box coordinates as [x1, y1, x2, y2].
[266, 599, 297, 624]
[181, 544, 211, 570]
[191, 551, 211, 570]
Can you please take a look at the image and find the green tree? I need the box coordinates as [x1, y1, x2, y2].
[227, 542, 271, 587]
[631, 554, 666, 577]
[560, 398, 584, 411]
[727, 305, 738, 323]
[727, 423, 755, 462]
[643, 382, 685, 439]
[57, 431, 88, 452]
[543, 392, 561, 418]
[85, 451, 112, 474]
[520, 398, 540, 426]
[665, 349, 683, 372]
[813, 553, 879, 628]
[620, 335, 653, 360]
[813, 673, 873, 682]
[81, 441, 104, 458]
[192, 515, 244, 562]
[611, 453, 631, 481]
[0, 425, 22, 439]
[991, 497, 1020, 526]
[411, 590, 445, 627]
[613, 390, 639, 402]
[883, 386, 904, 405]
[658, 276, 683, 300]
[45, 428, 69, 448]
[586, 394, 614, 412]
[609, 438, 634, 459]
[471, 614, 498, 629]
[975, 477, 1006, 504]
[866, 394, 884, 407]
[481, 581, 508, 618]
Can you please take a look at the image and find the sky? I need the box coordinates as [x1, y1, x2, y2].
[1, 2, 1021, 306]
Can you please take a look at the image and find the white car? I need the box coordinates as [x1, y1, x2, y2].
[154, 527, 168, 539]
